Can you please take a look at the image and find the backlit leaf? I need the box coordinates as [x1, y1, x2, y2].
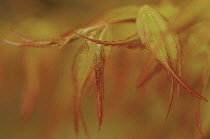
[136, 5, 207, 102]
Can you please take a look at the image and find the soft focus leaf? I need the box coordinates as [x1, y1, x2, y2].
[21, 50, 40, 121]
[197, 49, 210, 139]
[72, 32, 97, 135]
[81, 5, 138, 26]
[137, 55, 161, 87]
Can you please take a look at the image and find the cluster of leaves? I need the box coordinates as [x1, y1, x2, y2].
[3, 2, 210, 138]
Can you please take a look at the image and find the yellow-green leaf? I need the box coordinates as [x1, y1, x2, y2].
[136, 5, 207, 101]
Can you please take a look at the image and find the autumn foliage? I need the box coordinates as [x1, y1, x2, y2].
[1, 0, 210, 139]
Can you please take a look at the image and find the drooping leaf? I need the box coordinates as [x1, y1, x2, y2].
[93, 28, 109, 131]
[137, 55, 162, 88]
[94, 44, 105, 131]
[21, 50, 41, 121]
[197, 49, 210, 139]
[165, 78, 175, 123]
[72, 32, 97, 135]
[136, 5, 207, 102]
[72, 26, 112, 133]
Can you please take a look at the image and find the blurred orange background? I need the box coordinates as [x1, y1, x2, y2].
[0, 0, 210, 139]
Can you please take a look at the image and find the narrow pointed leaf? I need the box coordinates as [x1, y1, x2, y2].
[165, 78, 175, 123]
[136, 5, 207, 102]
[93, 28, 108, 131]
[137, 55, 158, 87]
[72, 33, 97, 134]
[197, 53, 210, 139]
[94, 45, 105, 131]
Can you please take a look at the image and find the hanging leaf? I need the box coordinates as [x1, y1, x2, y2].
[137, 55, 162, 88]
[197, 48, 210, 139]
[72, 31, 97, 135]
[94, 44, 105, 131]
[136, 5, 207, 102]
[93, 28, 109, 131]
